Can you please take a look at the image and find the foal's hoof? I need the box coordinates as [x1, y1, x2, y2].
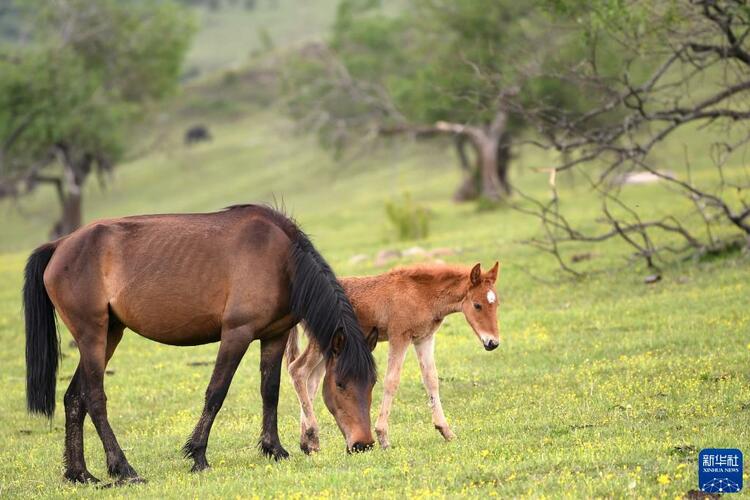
[64, 470, 100, 484]
[375, 429, 390, 450]
[300, 441, 320, 455]
[260, 441, 290, 461]
[436, 425, 456, 441]
[300, 429, 320, 455]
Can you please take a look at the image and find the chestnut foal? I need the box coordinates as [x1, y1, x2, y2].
[286, 262, 500, 452]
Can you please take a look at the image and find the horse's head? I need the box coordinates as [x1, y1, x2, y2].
[461, 261, 501, 351]
[321, 327, 378, 453]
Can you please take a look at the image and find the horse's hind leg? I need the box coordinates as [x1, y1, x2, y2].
[259, 332, 290, 460]
[63, 366, 97, 483]
[75, 321, 141, 484]
[63, 324, 124, 483]
[184, 329, 252, 472]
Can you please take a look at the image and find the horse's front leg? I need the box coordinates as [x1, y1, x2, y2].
[259, 331, 290, 460]
[184, 328, 252, 472]
[375, 337, 409, 449]
[288, 336, 325, 454]
[413, 334, 455, 441]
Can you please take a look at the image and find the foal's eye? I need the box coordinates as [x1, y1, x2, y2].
[473, 303, 482, 310]
[336, 382, 345, 391]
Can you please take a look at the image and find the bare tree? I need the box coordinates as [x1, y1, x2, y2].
[513, 0, 750, 273]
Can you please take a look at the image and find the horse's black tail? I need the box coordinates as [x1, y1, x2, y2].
[23, 243, 59, 417]
[287, 231, 376, 385]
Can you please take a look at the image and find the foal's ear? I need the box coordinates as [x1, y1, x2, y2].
[366, 327, 379, 352]
[486, 261, 500, 282]
[470, 263, 482, 286]
[331, 329, 345, 356]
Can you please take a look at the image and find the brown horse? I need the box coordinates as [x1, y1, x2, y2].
[23, 204, 376, 484]
[286, 262, 500, 452]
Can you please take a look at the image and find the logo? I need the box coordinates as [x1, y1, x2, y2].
[699, 448, 743, 493]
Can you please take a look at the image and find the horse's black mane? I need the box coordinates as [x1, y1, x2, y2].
[226, 203, 376, 385]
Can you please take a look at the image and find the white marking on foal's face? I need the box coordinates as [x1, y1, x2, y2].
[486, 290, 496, 304]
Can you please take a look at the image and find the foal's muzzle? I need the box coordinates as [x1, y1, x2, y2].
[348, 441, 374, 454]
[483, 339, 499, 351]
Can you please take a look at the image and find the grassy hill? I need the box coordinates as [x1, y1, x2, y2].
[183, 0, 341, 77]
[0, 106, 748, 497]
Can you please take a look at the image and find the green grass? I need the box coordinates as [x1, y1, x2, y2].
[0, 110, 749, 498]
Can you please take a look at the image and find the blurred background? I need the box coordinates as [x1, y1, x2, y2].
[0, 0, 747, 272]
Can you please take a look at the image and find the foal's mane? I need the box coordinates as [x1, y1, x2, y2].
[389, 263, 470, 285]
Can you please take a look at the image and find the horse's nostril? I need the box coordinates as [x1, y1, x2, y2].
[484, 340, 499, 351]
[349, 441, 374, 453]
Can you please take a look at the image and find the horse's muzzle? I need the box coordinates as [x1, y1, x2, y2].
[348, 441, 374, 454]
[483, 339, 499, 351]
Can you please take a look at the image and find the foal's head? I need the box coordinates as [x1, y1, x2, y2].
[321, 327, 378, 453]
[461, 262, 501, 351]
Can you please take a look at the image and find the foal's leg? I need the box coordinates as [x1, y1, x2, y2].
[288, 337, 325, 454]
[259, 332, 290, 460]
[413, 334, 455, 441]
[301, 357, 326, 453]
[76, 322, 141, 483]
[63, 325, 124, 483]
[375, 337, 409, 449]
[184, 329, 252, 472]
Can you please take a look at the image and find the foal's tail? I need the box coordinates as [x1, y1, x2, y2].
[23, 243, 59, 417]
[286, 230, 376, 385]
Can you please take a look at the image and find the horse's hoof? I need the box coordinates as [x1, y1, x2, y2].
[272, 447, 290, 461]
[261, 441, 290, 461]
[64, 470, 100, 484]
[190, 462, 211, 473]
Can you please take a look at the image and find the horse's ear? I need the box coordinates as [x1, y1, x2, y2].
[331, 329, 345, 356]
[486, 261, 500, 282]
[366, 327, 379, 352]
[470, 263, 482, 286]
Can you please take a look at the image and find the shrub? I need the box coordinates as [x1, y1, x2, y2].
[384, 192, 431, 241]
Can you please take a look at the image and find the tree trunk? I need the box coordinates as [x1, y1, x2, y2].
[379, 112, 512, 202]
[453, 135, 480, 201]
[57, 191, 82, 237]
[478, 135, 503, 201]
[496, 130, 512, 195]
[50, 160, 84, 239]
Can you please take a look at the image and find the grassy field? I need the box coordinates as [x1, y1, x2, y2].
[1, 110, 749, 498]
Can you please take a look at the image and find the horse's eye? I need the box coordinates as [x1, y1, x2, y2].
[474, 303, 482, 310]
[336, 382, 345, 391]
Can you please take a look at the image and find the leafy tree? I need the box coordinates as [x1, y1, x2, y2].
[0, 0, 194, 237]
[284, 0, 603, 201]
